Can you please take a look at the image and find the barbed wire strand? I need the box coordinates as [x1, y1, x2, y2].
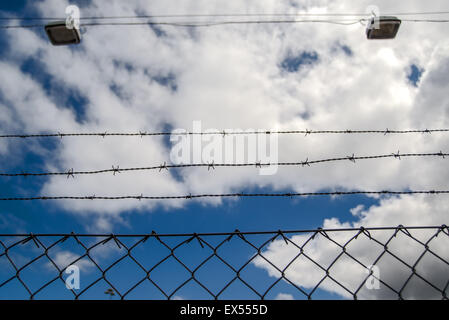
[1, 190, 448, 201]
[0, 152, 447, 178]
[1, 128, 448, 139]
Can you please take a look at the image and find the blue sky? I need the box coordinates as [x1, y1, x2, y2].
[1, 0, 448, 300]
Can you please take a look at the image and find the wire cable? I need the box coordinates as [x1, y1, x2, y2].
[2, 11, 449, 21]
[2, 17, 449, 29]
[84, 19, 364, 27]
[0, 225, 445, 237]
[401, 18, 449, 23]
[0, 18, 365, 29]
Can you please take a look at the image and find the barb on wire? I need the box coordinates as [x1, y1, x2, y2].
[347, 154, 356, 163]
[158, 162, 169, 172]
[66, 168, 75, 179]
[2, 128, 449, 139]
[135, 193, 144, 201]
[112, 165, 121, 176]
[393, 150, 401, 160]
[0, 226, 447, 300]
[301, 158, 310, 167]
[1, 152, 447, 178]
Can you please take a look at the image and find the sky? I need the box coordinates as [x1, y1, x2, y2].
[0, 0, 448, 300]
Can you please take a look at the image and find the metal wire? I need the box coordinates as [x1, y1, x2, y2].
[2, 18, 449, 30]
[0, 152, 446, 178]
[2, 10, 449, 21]
[1, 190, 449, 201]
[401, 18, 449, 23]
[1, 128, 448, 139]
[0, 226, 447, 300]
[0, 18, 364, 29]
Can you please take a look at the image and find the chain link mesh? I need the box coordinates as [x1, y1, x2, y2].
[1, 226, 448, 300]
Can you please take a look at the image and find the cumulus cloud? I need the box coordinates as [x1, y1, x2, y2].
[253, 195, 449, 299]
[0, 0, 448, 230]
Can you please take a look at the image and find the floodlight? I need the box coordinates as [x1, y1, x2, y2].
[366, 16, 401, 40]
[45, 21, 81, 46]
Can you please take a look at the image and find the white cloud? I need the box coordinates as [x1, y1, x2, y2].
[350, 204, 365, 217]
[48, 250, 94, 272]
[253, 195, 449, 299]
[274, 293, 294, 300]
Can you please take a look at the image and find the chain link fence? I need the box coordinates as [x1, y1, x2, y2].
[1, 226, 448, 300]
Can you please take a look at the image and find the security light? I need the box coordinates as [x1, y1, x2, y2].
[45, 21, 81, 46]
[366, 16, 401, 40]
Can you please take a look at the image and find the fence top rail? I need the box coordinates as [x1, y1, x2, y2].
[0, 225, 447, 238]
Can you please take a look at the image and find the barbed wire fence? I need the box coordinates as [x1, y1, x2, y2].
[1, 129, 449, 300]
[0, 226, 448, 300]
